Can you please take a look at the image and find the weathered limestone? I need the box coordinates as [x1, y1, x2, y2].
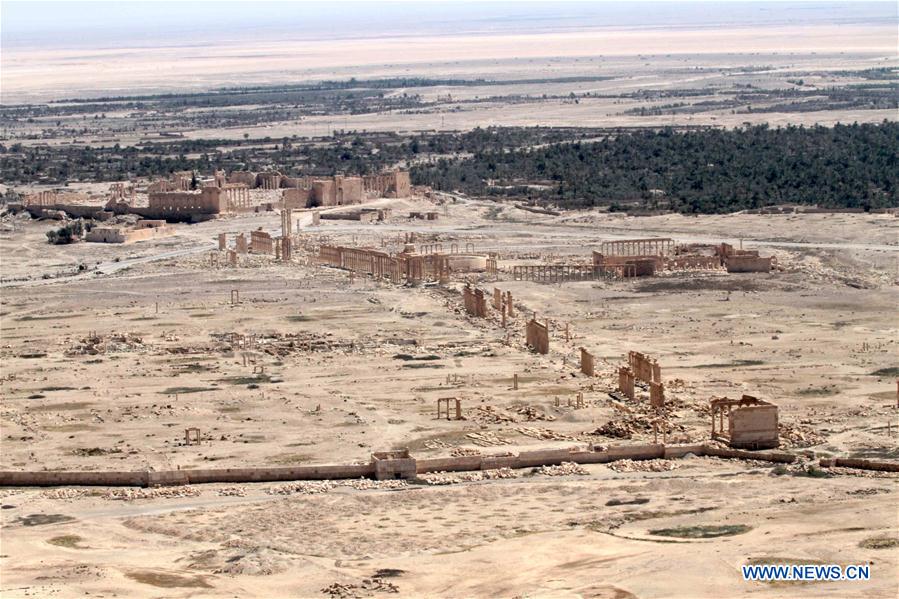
[512, 263, 598, 283]
[650, 381, 665, 408]
[235, 233, 248, 254]
[600, 238, 675, 257]
[362, 170, 411, 198]
[23, 191, 90, 207]
[462, 284, 488, 317]
[224, 184, 252, 212]
[147, 187, 227, 220]
[317, 245, 452, 285]
[184, 427, 201, 446]
[437, 398, 463, 420]
[85, 220, 172, 244]
[717, 243, 775, 273]
[257, 171, 282, 190]
[218, 232, 227, 250]
[372, 450, 417, 480]
[580, 348, 595, 376]
[592, 252, 661, 278]
[526, 318, 549, 354]
[250, 229, 274, 254]
[628, 351, 661, 384]
[618, 367, 636, 400]
[710, 395, 779, 449]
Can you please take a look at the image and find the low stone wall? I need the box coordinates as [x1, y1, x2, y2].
[0, 470, 149, 487]
[819, 457, 899, 472]
[703, 445, 796, 463]
[184, 464, 374, 484]
[6, 444, 892, 488]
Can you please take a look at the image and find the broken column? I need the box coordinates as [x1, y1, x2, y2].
[618, 367, 635, 400]
[650, 381, 665, 408]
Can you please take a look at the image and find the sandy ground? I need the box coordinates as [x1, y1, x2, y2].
[2, 24, 896, 102]
[1, 193, 897, 597]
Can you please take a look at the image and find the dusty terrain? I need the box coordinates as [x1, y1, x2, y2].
[1, 192, 897, 597]
[2, 23, 895, 103]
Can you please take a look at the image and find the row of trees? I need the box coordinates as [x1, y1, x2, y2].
[410, 122, 899, 213]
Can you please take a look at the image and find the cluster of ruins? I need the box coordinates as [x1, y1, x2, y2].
[18, 168, 411, 224]
[592, 238, 774, 276]
[513, 238, 774, 282]
[85, 219, 173, 244]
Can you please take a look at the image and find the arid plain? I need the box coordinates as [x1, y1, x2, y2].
[1, 191, 897, 597]
[1, 7, 898, 599]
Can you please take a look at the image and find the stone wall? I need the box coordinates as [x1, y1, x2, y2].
[4, 444, 851, 488]
[526, 319, 549, 354]
[147, 188, 226, 219]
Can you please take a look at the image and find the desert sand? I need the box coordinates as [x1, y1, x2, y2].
[1, 191, 897, 597]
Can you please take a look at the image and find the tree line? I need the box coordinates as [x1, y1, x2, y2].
[410, 122, 899, 213]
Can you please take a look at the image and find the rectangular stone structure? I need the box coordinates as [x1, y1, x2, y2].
[618, 367, 635, 400]
[649, 381, 665, 408]
[580, 348, 595, 377]
[372, 450, 417, 480]
[526, 319, 549, 354]
[710, 395, 779, 449]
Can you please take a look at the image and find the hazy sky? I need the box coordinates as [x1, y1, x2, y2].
[2, 1, 896, 47]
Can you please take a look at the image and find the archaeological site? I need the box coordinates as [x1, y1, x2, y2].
[0, 2, 897, 598]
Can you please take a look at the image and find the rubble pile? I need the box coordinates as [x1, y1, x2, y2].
[537, 462, 588, 476]
[450, 447, 481, 457]
[104, 486, 201, 501]
[267, 478, 407, 495]
[607, 459, 679, 473]
[516, 406, 555, 421]
[42, 488, 88, 500]
[214, 331, 358, 356]
[515, 426, 576, 441]
[465, 431, 511, 446]
[321, 577, 399, 599]
[423, 439, 452, 450]
[343, 479, 407, 491]
[470, 405, 517, 424]
[267, 481, 336, 495]
[216, 486, 247, 496]
[590, 419, 638, 439]
[779, 423, 826, 448]
[65, 332, 145, 356]
[420, 468, 517, 485]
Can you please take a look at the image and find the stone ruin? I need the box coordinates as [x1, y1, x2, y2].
[580, 347, 595, 376]
[250, 229, 274, 254]
[85, 219, 172, 244]
[492, 288, 515, 327]
[716, 242, 775, 273]
[592, 237, 774, 277]
[239, 170, 411, 208]
[371, 449, 417, 480]
[618, 351, 665, 407]
[437, 398, 463, 421]
[513, 237, 775, 282]
[462, 284, 488, 318]
[710, 395, 779, 449]
[317, 242, 492, 286]
[526, 318, 549, 354]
